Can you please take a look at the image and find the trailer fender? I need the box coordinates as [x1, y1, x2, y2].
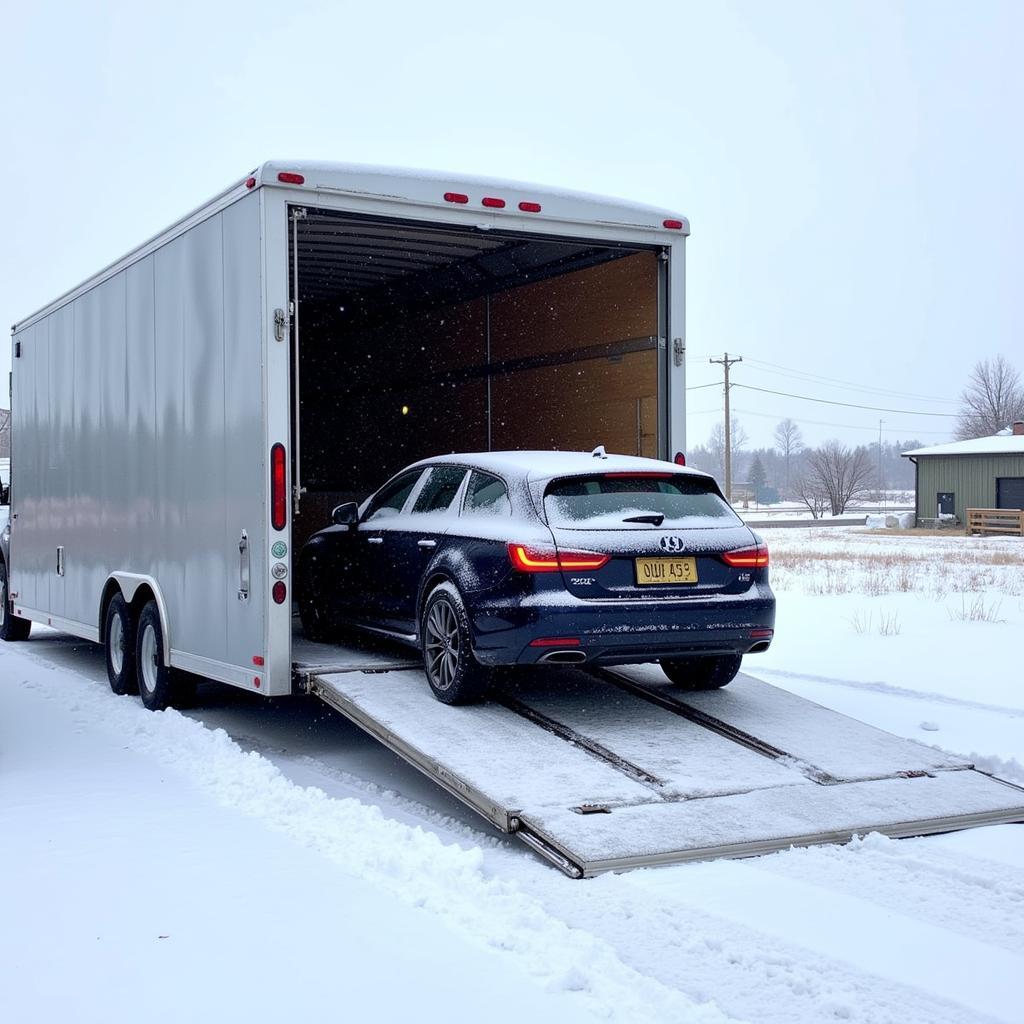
[101, 573, 172, 667]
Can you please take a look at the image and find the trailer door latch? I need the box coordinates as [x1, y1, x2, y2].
[273, 308, 288, 343]
[673, 337, 685, 367]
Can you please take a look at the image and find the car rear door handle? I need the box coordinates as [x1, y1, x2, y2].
[367, 536, 384, 545]
[418, 539, 437, 549]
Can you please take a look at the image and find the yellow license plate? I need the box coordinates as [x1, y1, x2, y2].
[635, 556, 698, 585]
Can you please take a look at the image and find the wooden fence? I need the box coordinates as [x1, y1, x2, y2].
[966, 508, 1024, 537]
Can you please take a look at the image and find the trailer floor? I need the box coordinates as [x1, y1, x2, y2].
[302, 652, 1024, 876]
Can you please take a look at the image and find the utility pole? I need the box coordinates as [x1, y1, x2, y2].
[878, 419, 885, 510]
[709, 352, 742, 501]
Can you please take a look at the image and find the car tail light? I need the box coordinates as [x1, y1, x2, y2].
[674, 451, 686, 466]
[508, 543, 610, 572]
[272, 581, 287, 604]
[529, 637, 581, 647]
[750, 628, 774, 639]
[271, 443, 287, 531]
[277, 172, 305, 185]
[721, 543, 769, 568]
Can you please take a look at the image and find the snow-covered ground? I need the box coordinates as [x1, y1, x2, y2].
[3, 527, 1023, 1023]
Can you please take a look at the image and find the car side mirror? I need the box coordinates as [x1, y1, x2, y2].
[332, 501, 359, 527]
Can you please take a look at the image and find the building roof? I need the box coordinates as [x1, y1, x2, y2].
[902, 434, 1024, 458]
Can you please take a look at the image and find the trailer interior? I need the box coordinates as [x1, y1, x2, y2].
[289, 208, 665, 546]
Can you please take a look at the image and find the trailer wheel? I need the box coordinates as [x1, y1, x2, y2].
[104, 593, 138, 695]
[661, 654, 741, 690]
[0, 562, 32, 642]
[421, 582, 488, 705]
[136, 601, 188, 711]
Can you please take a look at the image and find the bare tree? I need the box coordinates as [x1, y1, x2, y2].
[773, 418, 804, 494]
[955, 356, 1024, 440]
[803, 440, 874, 516]
[793, 468, 829, 519]
[0, 408, 10, 458]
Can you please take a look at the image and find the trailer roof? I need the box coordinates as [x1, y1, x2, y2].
[13, 160, 688, 331]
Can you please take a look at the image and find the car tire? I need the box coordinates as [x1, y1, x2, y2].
[136, 601, 189, 711]
[661, 654, 742, 690]
[0, 561, 31, 642]
[104, 593, 138, 695]
[421, 582, 488, 705]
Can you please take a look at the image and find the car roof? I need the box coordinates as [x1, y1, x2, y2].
[406, 450, 713, 484]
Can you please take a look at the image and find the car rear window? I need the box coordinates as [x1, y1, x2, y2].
[544, 474, 740, 528]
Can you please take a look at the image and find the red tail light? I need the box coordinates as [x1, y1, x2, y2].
[271, 443, 287, 531]
[721, 543, 769, 568]
[508, 544, 609, 572]
[529, 637, 581, 647]
[272, 581, 287, 604]
[674, 451, 686, 466]
[277, 172, 305, 185]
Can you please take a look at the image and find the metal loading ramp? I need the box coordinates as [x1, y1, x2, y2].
[305, 663, 1024, 877]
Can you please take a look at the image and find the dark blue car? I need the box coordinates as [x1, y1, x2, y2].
[297, 451, 775, 704]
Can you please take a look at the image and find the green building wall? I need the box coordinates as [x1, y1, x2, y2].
[912, 454, 1024, 520]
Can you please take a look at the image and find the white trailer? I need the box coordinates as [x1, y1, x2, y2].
[3, 161, 687, 691]
[5, 162, 1022, 874]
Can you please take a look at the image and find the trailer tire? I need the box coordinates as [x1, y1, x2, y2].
[0, 561, 32, 642]
[421, 582, 488, 705]
[661, 654, 741, 690]
[136, 601, 188, 711]
[104, 593, 138, 695]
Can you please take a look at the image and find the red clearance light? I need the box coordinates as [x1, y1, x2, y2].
[272, 581, 287, 605]
[674, 451, 687, 466]
[271, 443, 287, 531]
[722, 543, 770, 568]
[663, 218, 684, 230]
[277, 172, 305, 185]
[529, 637, 581, 647]
[604, 472, 673, 479]
[245, 177, 257, 189]
[508, 543, 610, 573]
[444, 192, 469, 204]
[252, 655, 265, 666]
[481, 197, 506, 209]
[518, 201, 542, 213]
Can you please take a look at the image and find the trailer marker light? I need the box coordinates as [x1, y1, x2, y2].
[443, 192, 469, 204]
[277, 172, 305, 185]
[271, 443, 287, 531]
[518, 201, 542, 213]
[254, 676, 261, 688]
[663, 219, 684, 230]
[529, 637, 581, 647]
[481, 197, 506, 209]
[674, 451, 687, 466]
[508, 543, 609, 572]
[272, 581, 287, 604]
[252, 655, 265, 666]
[245, 177, 256, 189]
[721, 544, 770, 568]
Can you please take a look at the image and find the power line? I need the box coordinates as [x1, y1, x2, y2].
[732, 382, 958, 417]
[730, 406, 951, 437]
[685, 382, 721, 391]
[742, 357, 957, 405]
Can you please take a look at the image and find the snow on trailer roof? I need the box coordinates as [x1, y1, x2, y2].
[902, 434, 1024, 457]
[412, 450, 711, 483]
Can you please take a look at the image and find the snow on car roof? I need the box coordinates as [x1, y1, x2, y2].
[902, 434, 1024, 457]
[409, 450, 712, 483]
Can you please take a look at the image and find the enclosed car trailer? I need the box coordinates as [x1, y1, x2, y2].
[5, 162, 1022, 874]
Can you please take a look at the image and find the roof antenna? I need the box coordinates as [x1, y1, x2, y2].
[591, 445, 607, 459]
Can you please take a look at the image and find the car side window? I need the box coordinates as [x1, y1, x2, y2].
[463, 471, 511, 517]
[411, 466, 467, 515]
[363, 471, 423, 523]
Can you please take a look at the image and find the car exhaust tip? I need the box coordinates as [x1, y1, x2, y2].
[748, 641, 771, 654]
[539, 649, 588, 664]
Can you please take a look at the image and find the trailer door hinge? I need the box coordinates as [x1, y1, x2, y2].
[56, 546, 65, 577]
[274, 308, 288, 343]
[673, 337, 685, 367]
[291, 207, 307, 222]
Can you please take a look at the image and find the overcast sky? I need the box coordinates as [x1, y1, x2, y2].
[2, 0, 1021, 450]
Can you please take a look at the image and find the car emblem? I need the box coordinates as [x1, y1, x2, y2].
[659, 536, 685, 553]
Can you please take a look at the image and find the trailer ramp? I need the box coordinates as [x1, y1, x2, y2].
[305, 664, 1024, 877]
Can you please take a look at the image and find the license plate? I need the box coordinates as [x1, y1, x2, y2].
[635, 556, 698, 585]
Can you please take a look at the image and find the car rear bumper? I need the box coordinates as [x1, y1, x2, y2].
[468, 587, 776, 667]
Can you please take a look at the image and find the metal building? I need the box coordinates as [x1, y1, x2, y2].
[903, 422, 1024, 523]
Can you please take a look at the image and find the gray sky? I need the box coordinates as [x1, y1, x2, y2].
[3, 0, 1021, 450]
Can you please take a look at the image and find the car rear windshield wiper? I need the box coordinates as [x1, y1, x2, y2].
[622, 513, 665, 526]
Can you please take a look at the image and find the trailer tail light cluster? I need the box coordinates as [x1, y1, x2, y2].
[271, 443, 287, 531]
[277, 172, 305, 185]
[508, 543, 609, 572]
[441, 193, 542, 212]
[721, 543, 770, 568]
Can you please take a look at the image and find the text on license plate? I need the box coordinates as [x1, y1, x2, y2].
[635, 556, 698, 585]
